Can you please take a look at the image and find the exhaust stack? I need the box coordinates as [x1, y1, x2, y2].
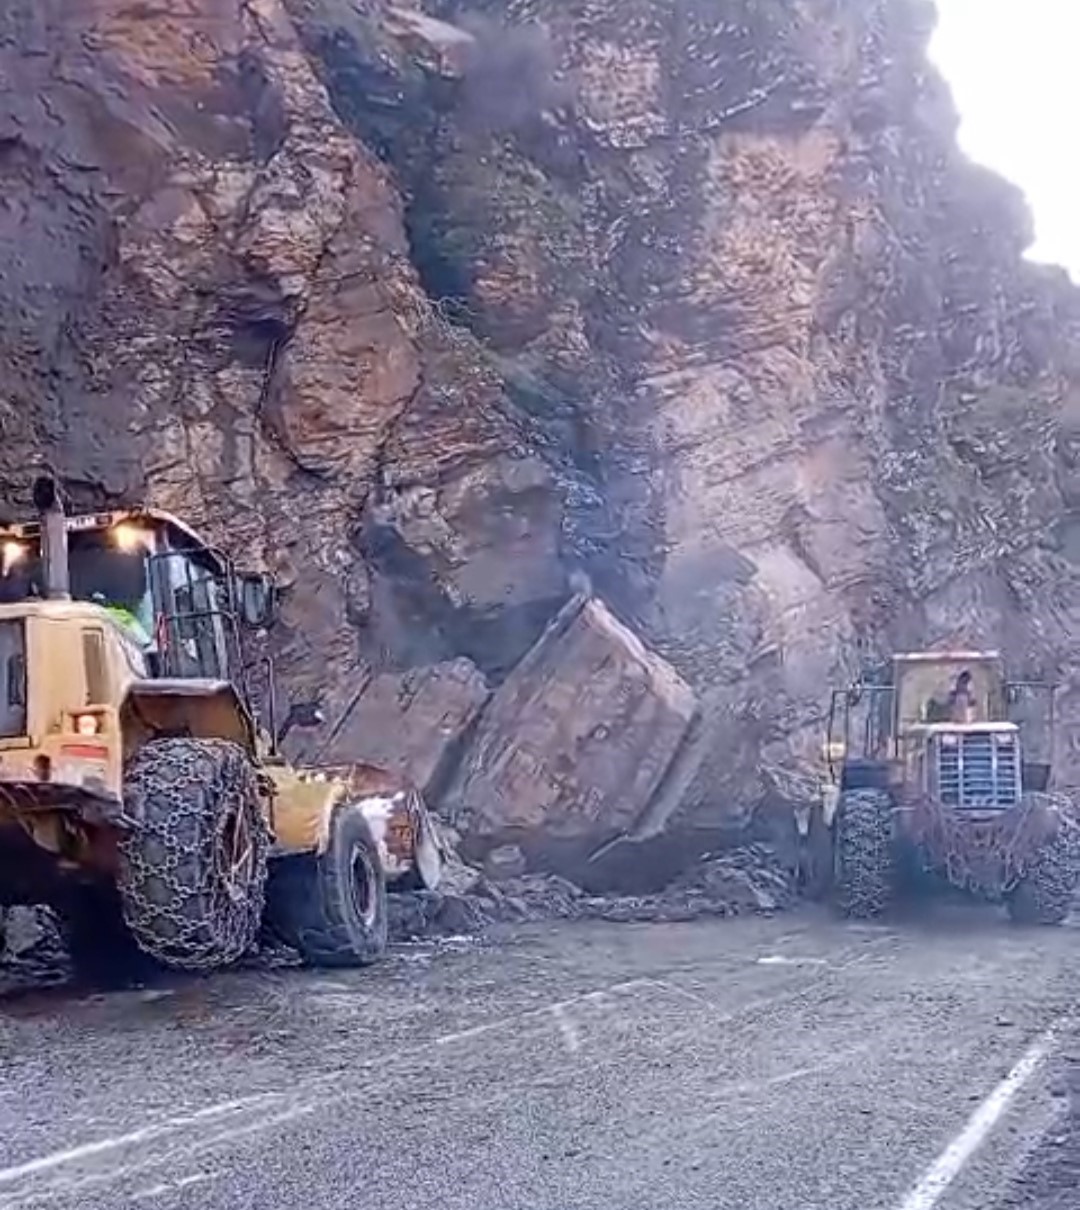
[32, 477, 70, 600]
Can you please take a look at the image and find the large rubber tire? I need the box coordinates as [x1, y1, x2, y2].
[265, 803, 388, 968]
[118, 739, 269, 971]
[1007, 830, 1078, 925]
[834, 788, 895, 919]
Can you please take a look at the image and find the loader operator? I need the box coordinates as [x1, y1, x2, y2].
[97, 597, 154, 650]
[948, 670, 978, 723]
[926, 670, 978, 724]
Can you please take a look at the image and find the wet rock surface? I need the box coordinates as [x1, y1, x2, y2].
[294, 0, 1080, 832]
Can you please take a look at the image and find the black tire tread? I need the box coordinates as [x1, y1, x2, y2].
[266, 804, 388, 968]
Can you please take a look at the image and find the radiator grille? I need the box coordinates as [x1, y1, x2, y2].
[937, 732, 1019, 808]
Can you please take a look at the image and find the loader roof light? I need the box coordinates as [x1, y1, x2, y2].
[1, 540, 26, 575]
[110, 522, 154, 553]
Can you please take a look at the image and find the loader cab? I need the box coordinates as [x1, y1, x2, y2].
[826, 649, 1055, 800]
[0, 509, 244, 687]
[893, 651, 1006, 734]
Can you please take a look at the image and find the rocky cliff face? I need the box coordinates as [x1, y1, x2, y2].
[0, 0, 569, 726]
[3, 0, 1080, 853]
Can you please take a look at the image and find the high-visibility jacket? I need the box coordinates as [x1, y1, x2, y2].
[103, 603, 152, 648]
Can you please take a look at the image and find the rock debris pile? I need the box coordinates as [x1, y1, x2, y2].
[388, 843, 795, 940]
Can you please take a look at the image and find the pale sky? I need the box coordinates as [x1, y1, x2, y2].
[929, 0, 1080, 281]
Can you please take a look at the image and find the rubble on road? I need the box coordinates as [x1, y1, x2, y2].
[0, 907, 70, 992]
[387, 843, 795, 940]
[0, 846, 794, 988]
[586, 845, 796, 924]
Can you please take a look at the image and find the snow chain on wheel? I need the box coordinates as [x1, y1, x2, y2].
[1007, 820, 1080, 926]
[119, 738, 270, 970]
[834, 788, 895, 919]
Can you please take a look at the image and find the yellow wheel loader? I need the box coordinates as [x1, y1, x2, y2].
[0, 477, 443, 972]
[803, 650, 1080, 923]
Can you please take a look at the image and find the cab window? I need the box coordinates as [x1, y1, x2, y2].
[150, 550, 234, 681]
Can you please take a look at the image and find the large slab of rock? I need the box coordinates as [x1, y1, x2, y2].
[449, 596, 697, 870]
[317, 659, 490, 796]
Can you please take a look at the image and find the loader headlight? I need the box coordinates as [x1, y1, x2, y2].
[111, 523, 154, 553]
[2, 540, 26, 575]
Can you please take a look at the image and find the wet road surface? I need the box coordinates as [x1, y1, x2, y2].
[0, 904, 1077, 1210]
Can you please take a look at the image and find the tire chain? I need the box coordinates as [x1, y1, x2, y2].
[1020, 802, 1080, 916]
[926, 792, 1079, 896]
[836, 789, 893, 917]
[119, 739, 270, 971]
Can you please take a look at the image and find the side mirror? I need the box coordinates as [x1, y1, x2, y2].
[236, 572, 278, 629]
[276, 699, 325, 747]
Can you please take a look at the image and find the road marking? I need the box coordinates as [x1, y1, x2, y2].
[0, 1096, 276, 1187]
[551, 1003, 582, 1053]
[896, 1019, 1068, 1210]
[27, 1108, 321, 1208]
[0, 977, 674, 1196]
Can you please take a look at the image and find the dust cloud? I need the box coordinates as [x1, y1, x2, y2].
[455, 13, 572, 133]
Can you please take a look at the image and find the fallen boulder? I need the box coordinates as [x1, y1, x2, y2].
[447, 594, 698, 878]
[316, 658, 491, 796]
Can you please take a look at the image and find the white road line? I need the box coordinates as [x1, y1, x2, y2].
[0, 976, 672, 1195]
[0, 1096, 276, 1187]
[896, 1019, 1069, 1210]
[14, 1108, 320, 1208]
[551, 1003, 582, 1053]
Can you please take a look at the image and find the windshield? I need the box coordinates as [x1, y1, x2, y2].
[0, 522, 234, 680]
[0, 529, 156, 635]
[70, 531, 155, 636]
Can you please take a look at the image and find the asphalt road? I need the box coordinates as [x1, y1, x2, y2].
[0, 904, 1077, 1210]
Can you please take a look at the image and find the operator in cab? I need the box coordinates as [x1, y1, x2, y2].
[93, 593, 155, 651]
